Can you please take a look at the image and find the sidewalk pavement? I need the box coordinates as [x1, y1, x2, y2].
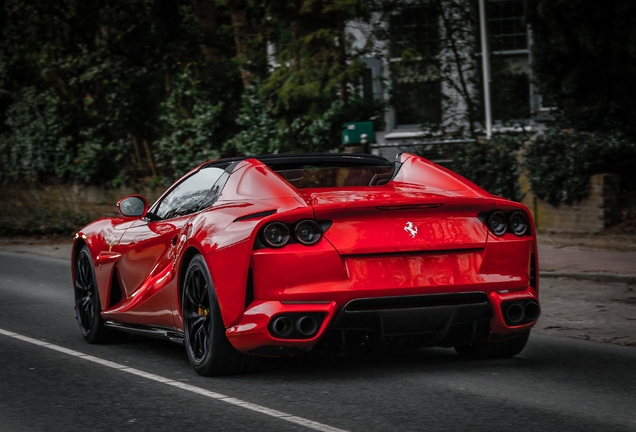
[538, 234, 636, 285]
[539, 245, 636, 285]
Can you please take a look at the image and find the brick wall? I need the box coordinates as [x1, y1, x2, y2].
[0, 184, 165, 220]
[520, 173, 620, 234]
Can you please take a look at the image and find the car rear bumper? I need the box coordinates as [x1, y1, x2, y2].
[225, 286, 539, 355]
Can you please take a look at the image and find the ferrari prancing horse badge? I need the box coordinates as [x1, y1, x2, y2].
[404, 221, 418, 238]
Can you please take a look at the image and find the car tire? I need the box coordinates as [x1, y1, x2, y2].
[182, 255, 252, 376]
[74, 245, 110, 344]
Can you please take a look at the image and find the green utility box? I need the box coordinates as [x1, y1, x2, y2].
[342, 121, 375, 145]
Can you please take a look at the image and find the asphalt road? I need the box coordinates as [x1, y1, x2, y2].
[1, 251, 635, 432]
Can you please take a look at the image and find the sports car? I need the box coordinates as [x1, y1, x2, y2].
[72, 152, 540, 376]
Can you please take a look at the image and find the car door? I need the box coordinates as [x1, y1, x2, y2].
[115, 167, 226, 304]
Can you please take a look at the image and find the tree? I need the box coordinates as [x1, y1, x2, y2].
[260, 1, 370, 115]
[525, 0, 636, 136]
[0, 0, 243, 184]
[0, 0, 385, 183]
[225, 0, 385, 155]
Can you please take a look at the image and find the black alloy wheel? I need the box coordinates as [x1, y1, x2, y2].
[182, 255, 252, 376]
[183, 260, 211, 364]
[74, 245, 108, 343]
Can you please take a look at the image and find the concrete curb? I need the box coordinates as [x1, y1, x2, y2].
[540, 271, 636, 285]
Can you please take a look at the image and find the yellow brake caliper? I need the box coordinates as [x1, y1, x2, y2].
[197, 284, 209, 316]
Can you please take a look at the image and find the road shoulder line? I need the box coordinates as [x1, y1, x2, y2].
[0, 327, 347, 432]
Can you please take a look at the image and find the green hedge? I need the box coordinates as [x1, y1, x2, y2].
[449, 135, 525, 201]
[523, 129, 636, 206]
[445, 129, 636, 207]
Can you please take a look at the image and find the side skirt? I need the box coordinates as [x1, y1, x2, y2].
[104, 321, 184, 344]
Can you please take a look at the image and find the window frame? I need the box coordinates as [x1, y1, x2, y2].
[487, 0, 528, 53]
[148, 166, 229, 221]
[387, 3, 443, 129]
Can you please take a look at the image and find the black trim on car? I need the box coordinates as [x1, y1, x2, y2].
[327, 293, 492, 348]
[203, 153, 392, 171]
[234, 209, 277, 222]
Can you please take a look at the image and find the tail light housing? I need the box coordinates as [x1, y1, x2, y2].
[488, 211, 508, 236]
[483, 210, 531, 237]
[294, 220, 322, 245]
[261, 222, 290, 248]
[509, 211, 528, 236]
[258, 220, 327, 248]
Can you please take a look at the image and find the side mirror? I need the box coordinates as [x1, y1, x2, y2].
[117, 195, 148, 218]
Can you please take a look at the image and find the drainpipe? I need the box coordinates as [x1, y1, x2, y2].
[478, 0, 492, 139]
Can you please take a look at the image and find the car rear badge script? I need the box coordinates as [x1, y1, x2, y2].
[404, 221, 418, 238]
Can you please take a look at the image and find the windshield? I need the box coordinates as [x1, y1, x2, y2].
[275, 165, 395, 189]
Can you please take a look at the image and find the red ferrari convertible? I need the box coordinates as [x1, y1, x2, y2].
[73, 153, 540, 375]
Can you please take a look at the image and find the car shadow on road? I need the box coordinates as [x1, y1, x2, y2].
[100, 332, 636, 391]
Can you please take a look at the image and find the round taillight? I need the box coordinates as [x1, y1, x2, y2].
[294, 220, 322, 245]
[488, 211, 507, 236]
[509, 211, 528, 236]
[262, 222, 290, 248]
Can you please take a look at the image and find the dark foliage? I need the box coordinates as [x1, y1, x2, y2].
[522, 1, 636, 206]
[449, 134, 525, 201]
[0, 203, 92, 236]
[525, 0, 636, 138]
[0, 0, 385, 185]
[523, 128, 636, 206]
[0, 0, 243, 184]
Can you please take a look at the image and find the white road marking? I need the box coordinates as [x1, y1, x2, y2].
[0, 327, 347, 432]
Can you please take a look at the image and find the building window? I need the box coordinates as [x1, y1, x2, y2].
[391, 69, 442, 129]
[485, 0, 531, 122]
[359, 57, 383, 102]
[389, 4, 440, 58]
[487, 0, 527, 52]
[389, 4, 442, 127]
[491, 65, 530, 122]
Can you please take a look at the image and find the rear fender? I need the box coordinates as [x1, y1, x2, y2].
[482, 200, 538, 294]
[183, 199, 313, 329]
[394, 153, 491, 197]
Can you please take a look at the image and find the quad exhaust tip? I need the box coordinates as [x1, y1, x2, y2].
[296, 316, 318, 336]
[524, 301, 540, 321]
[506, 303, 525, 324]
[502, 300, 541, 326]
[270, 315, 319, 339]
[271, 316, 294, 337]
